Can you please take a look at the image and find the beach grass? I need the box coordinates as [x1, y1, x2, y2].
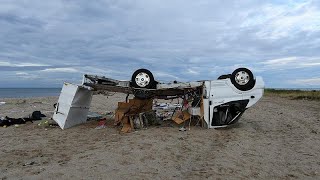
[264, 89, 320, 101]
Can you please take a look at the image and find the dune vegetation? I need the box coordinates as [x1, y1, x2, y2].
[264, 89, 320, 101]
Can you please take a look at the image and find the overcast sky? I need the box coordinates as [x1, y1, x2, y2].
[0, 0, 319, 88]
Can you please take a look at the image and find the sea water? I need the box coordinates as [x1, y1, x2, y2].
[0, 88, 61, 98]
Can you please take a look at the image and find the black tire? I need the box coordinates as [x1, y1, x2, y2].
[131, 69, 156, 89]
[230, 68, 255, 91]
[217, 74, 231, 80]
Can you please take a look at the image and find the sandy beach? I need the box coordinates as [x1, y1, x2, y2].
[0, 94, 319, 179]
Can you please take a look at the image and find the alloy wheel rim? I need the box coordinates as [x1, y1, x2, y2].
[235, 71, 250, 85]
[135, 72, 150, 87]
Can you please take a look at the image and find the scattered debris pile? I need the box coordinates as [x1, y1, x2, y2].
[112, 95, 204, 133]
[115, 98, 154, 133]
[153, 102, 181, 121]
[87, 112, 103, 121]
[0, 111, 46, 127]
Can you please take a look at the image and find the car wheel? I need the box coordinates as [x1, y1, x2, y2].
[131, 69, 156, 89]
[231, 68, 255, 91]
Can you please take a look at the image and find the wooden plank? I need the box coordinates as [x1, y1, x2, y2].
[129, 116, 134, 130]
[121, 117, 131, 133]
[85, 83, 133, 94]
[85, 83, 200, 98]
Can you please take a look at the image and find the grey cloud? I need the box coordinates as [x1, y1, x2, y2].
[0, 0, 319, 88]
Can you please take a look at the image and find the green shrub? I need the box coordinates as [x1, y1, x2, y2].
[264, 89, 320, 101]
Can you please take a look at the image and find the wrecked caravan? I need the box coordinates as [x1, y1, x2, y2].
[53, 68, 264, 129]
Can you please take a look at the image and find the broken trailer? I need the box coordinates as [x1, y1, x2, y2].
[53, 68, 264, 129]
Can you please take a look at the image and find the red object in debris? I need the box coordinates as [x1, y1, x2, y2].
[98, 119, 106, 126]
[95, 118, 107, 130]
[183, 99, 189, 109]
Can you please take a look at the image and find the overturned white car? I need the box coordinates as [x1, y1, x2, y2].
[53, 68, 264, 129]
